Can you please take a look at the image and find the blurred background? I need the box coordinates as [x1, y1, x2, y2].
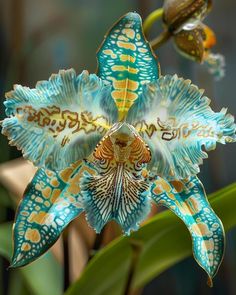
[0, 0, 235, 294]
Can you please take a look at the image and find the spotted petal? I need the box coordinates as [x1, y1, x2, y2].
[81, 123, 151, 235]
[150, 176, 225, 284]
[11, 160, 97, 267]
[97, 12, 159, 120]
[2, 69, 117, 170]
[127, 74, 236, 180]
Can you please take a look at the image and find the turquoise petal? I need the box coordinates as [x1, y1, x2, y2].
[97, 12, 159, 120]
[2, 69, 117, 170]
[11, 160, 97, 267]
[127, 74, 236, 180]
[150, 176, 225, 283]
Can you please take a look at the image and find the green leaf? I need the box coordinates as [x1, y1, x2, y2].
[0, 222, 63, 295]
[66, 182, 236, 295]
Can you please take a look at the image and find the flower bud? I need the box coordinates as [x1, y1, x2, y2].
[163, 0, 212, 33]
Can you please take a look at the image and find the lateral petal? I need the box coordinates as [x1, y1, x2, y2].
[150, 176, 225, 283]
[127, 74, 235, 180]
[2, 69, 117, 170]
[11, 160, 96, 267]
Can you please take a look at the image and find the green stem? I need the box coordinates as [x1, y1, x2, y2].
[63, 229, 70, 292]
[88, 229, 105, 261]
[150, 30, 171, 50]
[123, 239, 143, 295]
[143, 8, 171, 50]
[143, 8, 164, 35]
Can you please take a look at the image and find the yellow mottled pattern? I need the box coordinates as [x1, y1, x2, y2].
[25, 228, 41, 243]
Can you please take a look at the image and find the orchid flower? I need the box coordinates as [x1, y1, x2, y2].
[1, 12, 235, 285]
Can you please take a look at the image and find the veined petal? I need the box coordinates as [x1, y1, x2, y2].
[81, 123, 151, 235]
[11, 160, 97, 268]
[150, 176, 225, 283]
[2, 69, 117, 170]
[97, 12, 159, 120]
[127, 74, 236, 180]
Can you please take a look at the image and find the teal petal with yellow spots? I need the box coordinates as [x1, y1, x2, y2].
[97, 12, 159, 120]
[2, 69, 117, 171]
[11, 160, 97, 267]
[150, 176, 224, 284]
[127, 74, 236, 180]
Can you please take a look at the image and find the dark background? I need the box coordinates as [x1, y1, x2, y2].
[0, 0, 235, 294]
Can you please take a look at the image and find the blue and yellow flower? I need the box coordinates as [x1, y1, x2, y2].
[1, 12, 235, 285]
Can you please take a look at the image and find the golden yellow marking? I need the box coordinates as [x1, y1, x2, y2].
[44, 201, 50, 207]
[51, 189, 61, 203]
[117, 41, 136, 51]
[21, 242, 31, 251]
[112, 90, 138, 101]
[118, 35, 129, 42]
[202, 239, 214, 251]
[112, 65, 126, 72]
[50, 178, 60, 187]
[35, 197, 43, 203]
[171, 180, 184, 193]
[122, 28, 135, 39]
[45, 170, 53, 177]
[102, 49, 117, 59]
[59, 167, 73, 182]
[153, 179, 172, 194]
[113, 80, 139, 91]
[138, 48, 148, 53]
[120, 54, 136, 63]
[188, 197, 201, 213]
[42, 187, 52, 199]
[25, 228, 41, 243]
[28, 212, 47, 224]
[191, 223, 212, 237]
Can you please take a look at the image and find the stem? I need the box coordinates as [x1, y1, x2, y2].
[143, 8, 164, 35]
[150, 30, 171, 50]
[124, 240, 143, 295]
[63, 229, 70, 292]
[88, 228, 105, 261]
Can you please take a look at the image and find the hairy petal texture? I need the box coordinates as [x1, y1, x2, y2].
[2, 69, 118, 170]
[11, 160, 97, 268]
[127, 74, 236, 180]
[97, 12, 159, 120]
[150, 176, 225, 283]
[81, 123, 151, 235]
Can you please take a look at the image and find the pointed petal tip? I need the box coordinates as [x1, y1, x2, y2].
[123, 12, 142, 23]
[207, 276, 213, 288]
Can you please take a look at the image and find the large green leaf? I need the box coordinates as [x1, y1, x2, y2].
[0, 223, 63, 295]
[66, 182, 236, 295]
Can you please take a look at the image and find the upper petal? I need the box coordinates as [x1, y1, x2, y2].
[2, 69, 117, 170]
[127, 74, 236, 180]
[97, 12, 159, 120]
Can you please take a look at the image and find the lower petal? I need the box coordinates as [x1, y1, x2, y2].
[150, 176, 225, 284]
[11, 160, 96, 267]
[81, 167, 151, 235]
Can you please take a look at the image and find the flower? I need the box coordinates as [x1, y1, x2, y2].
[1, 12, 235, 284]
